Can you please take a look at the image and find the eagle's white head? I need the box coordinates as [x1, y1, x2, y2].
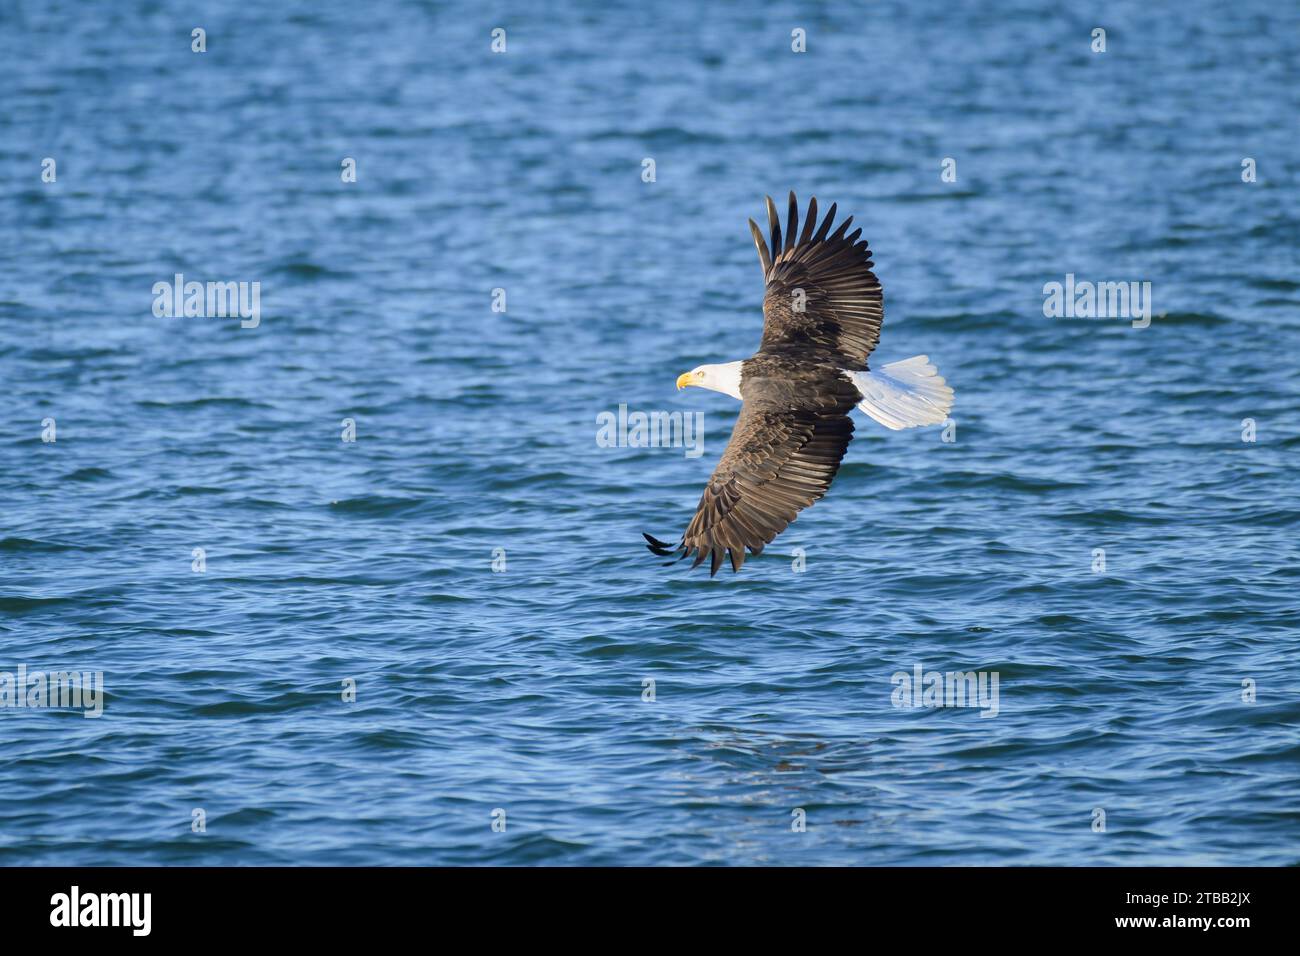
[676, 361, 743, 400]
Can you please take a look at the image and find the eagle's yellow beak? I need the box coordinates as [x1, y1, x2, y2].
[676, 371, 695, 390]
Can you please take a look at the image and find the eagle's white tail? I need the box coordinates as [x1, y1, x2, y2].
[848, 355, 953, 430]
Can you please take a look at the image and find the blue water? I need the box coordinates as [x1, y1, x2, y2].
[1, 0, 1297, 866]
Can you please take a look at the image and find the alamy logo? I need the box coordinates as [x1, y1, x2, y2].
[891, 664, 1000, 718]
[50, 886, 151, 936]
[597, 404, 704, 459]
[1042, 273, 1152, 328]
[152, 273, 261, 328]
[0, 665, 104, 717]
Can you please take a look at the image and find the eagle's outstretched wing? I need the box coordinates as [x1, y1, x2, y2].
[748, 192, 884, 369]
[644, 370, 858, 576]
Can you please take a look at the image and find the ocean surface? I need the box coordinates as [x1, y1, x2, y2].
[1, 0, 1297, 866]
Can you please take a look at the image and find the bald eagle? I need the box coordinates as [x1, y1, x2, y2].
[644, 192, 954, 576]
